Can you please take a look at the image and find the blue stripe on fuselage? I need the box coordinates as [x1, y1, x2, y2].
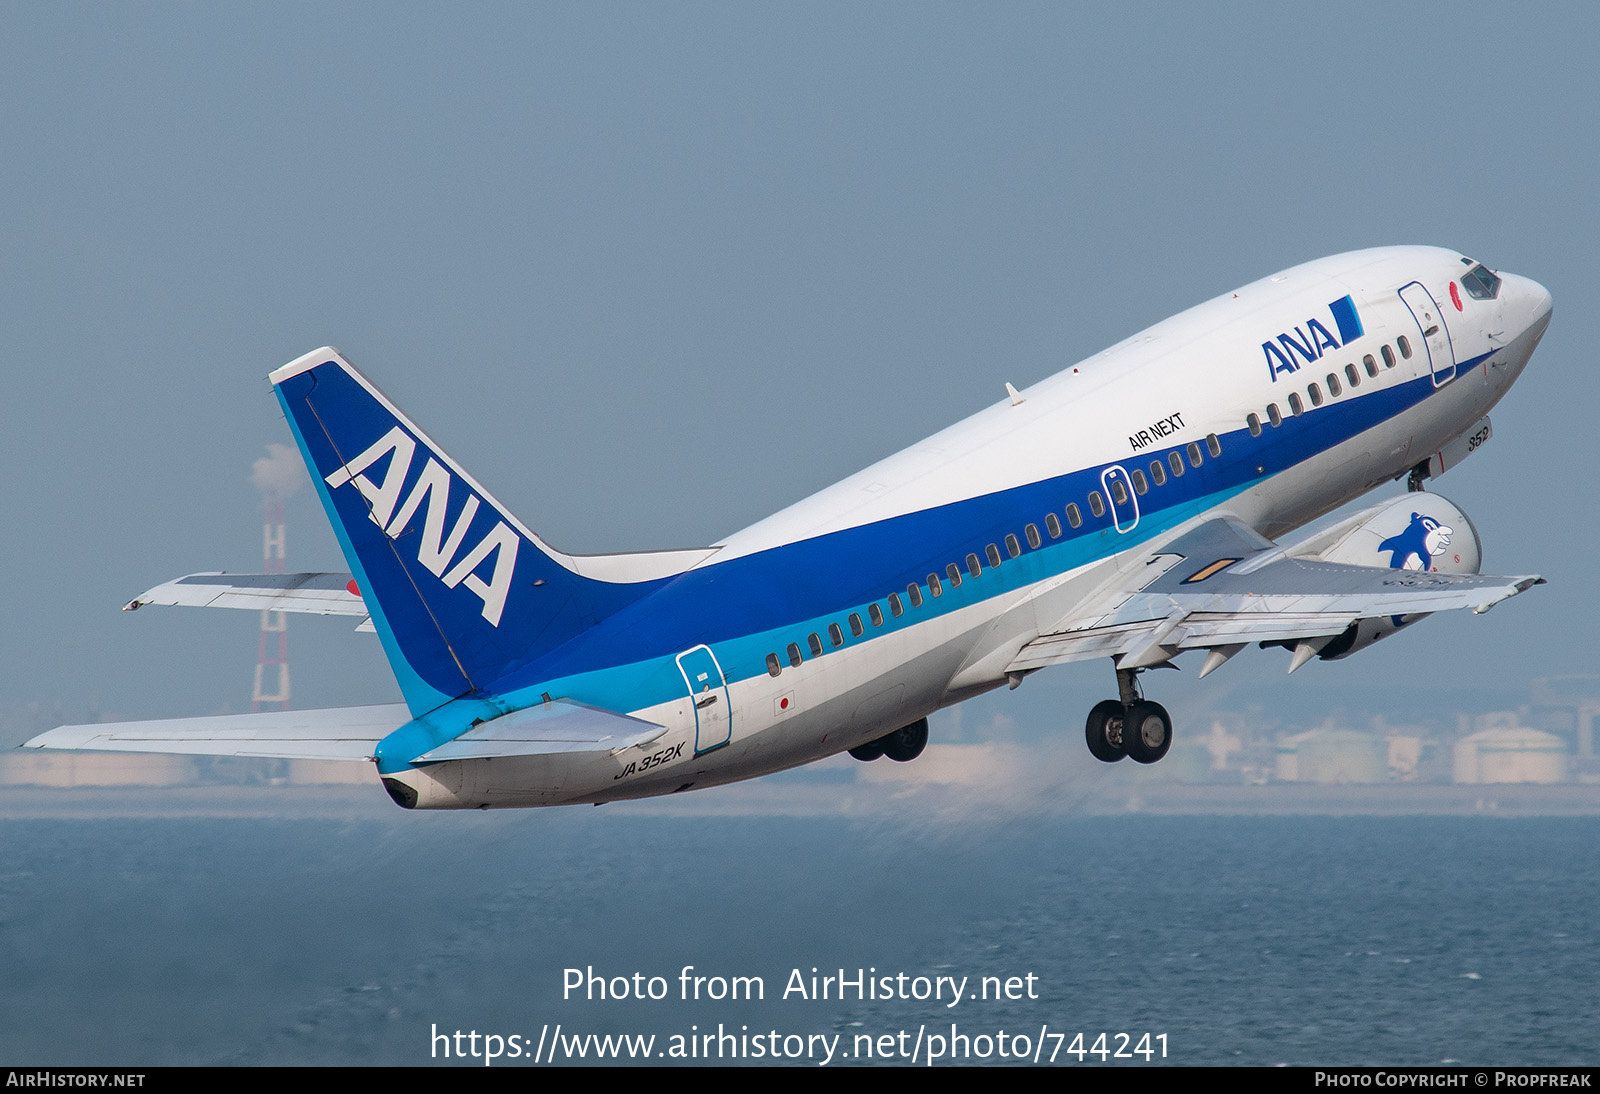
[518, 367, 1460, 693]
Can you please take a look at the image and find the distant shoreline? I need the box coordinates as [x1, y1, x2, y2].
[3, 781, 1599, 820]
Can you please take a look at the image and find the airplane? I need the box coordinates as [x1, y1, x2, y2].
[26, 246, 1552, 809]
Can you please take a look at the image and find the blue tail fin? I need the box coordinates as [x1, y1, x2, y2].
[272, 348, 696, 716]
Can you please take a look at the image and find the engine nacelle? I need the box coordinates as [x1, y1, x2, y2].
[1317, 612, 1431, 661]
[1288, 492, 1483, 575]
[1283, 492, 1484, 662]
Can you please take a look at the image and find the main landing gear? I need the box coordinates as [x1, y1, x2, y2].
[849, 717, 929, 763]
[1084, 667, 1173, 764]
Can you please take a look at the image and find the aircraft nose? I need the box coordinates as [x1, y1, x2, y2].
[1502, 272, 1553, 338]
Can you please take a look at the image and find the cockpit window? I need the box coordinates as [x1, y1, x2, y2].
[1461, 264, 1501, 300]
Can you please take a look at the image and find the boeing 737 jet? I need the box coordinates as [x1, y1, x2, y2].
[28, 246, 1552, 809]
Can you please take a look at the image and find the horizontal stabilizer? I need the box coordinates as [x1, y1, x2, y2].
[126, 572, 368, 617]
[23, 704, 408, 761]
[410, 700, 667, 763]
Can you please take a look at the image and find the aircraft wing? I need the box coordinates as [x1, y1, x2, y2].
[22, 704, 409, 761]
[1010, 515, 1543, 675]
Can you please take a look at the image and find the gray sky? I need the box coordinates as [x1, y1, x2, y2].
[3, 2, 1596, 739]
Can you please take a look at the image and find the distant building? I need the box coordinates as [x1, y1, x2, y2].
[1385, 735, 1423, 782]
[0, 753, 196, 788]
[1530, 676, 1600, 782]
[1453, 724, 1566, 784]
[1202, 721, 1243, 772]
[1275, 727, 1381, 784]
[0, 753, 373, 788]
[288, 759, 373, 785]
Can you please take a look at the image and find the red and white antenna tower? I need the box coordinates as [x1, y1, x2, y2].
[252, 495, 291, 711]
[249, 444, 306, 712]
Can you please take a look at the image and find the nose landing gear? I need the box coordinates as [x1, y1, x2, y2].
[1083, 667, 1173, 764]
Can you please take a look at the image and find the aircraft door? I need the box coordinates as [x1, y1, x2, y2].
[1100, 465, 1139, 534]
[676, 644, 732, 756]
[1399, 282, 1456, 387]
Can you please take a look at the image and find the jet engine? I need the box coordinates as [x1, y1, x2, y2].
[1285, 492, 1484, 662]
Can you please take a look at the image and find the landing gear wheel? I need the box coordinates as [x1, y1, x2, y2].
[1085, 699, 1127, 763]
[881, 718, 929, 762]
[848, 739, 886, 761]
[1123, 700, 1172, 764]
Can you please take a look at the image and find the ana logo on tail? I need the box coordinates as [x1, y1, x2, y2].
[324, 426, 520, 626]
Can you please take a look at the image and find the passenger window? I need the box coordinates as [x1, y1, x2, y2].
[1150, 461, 1166, 486]
[787, 643, 803, 668]
[1364, 354, 1378, 377]
[1005, 534, 1021, 558]
[1066, 503, 1083, 528]
[907, 584, 923, 608]
[1131, 469, 1148, 495]
[869, 604, 884, 627]
[1168, 452, 1185, 477]
[1187, 442, 1203, 468]
[1398, 335, 1413, 359]
[986, 543, 1003, 568]
[928, 573, 943, 597]
[966, 553, 982, 578]
[766, 652, 782, 677]
[1267, 403, 1282, 427]
[1088, 491, 1106, 518]
[1045, 513, 1062, 538]
[946, 563, 962, 588]
[888, 593, 903, 617]
[1247, 413, 1261, 437]
[1111, 479, 1129, 505]
[1345, 363, 1359, 388]
[849, 613, 864, 637]
[1326, 373, 1341, 397]
[1025, 523, 1041, 549]
[808, 632, 823, 657]
[1206, 433, 1221, 458]
[1381, 345, 1395, 368]
[829, 623, 843, 647]
[1289, 392, 1304, 416]
[1308, 383, 1323, 407]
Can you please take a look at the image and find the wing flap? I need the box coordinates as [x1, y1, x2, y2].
[23, 704, 409, 761]
[1008, 611, 1367, 672]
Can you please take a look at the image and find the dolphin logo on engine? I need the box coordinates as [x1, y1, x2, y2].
[1378, 513, 1454, 571]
